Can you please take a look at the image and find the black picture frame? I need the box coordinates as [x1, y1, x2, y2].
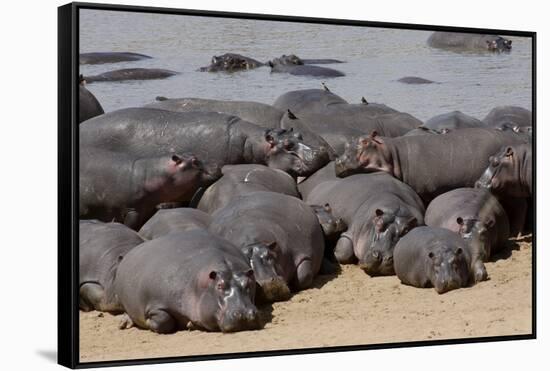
[58, 2, 536, 368]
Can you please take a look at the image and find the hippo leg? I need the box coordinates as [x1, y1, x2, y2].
[145, 308, 177, 334]
[118, 313, 134, 330]
[334, 235, 357, 264]
[472, 260, 489, 283]
[79, 283, 105, 312]
[294, 258, 314, 290]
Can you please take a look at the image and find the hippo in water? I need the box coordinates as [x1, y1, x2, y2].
[79, 78, 104, 123]
[394, 227, 478, 294]
[335, 128, 529, 202]
[82, 68, 178, 83]
[425, 188, 510, 282]
[79, 52, 152, 65]
[198, 53, 264, 72]
[209, 191, 325, 302]
[306, 173, 425, 276]
[197, 164, 300, 214]
[79, 220, 144, 313]
[483, 106, 532, 130]
[138, 208, 211, 240]
[268, 55, 345, 78]
[79, 148, 221, 230]
[115, 229, 261, 333]
[143, 97, 335, 159]
[423, 111, 486, 131]
[427, 32, 512, 53]
[397, 77, 436, 84]
[80, 108, 330, 178]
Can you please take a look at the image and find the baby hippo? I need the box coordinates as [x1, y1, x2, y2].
[114, 229, 260, 333]
[138, 207, 211, 239]
[80, 148, 221, 230]
[394, 227, 478, 294]
[79, 220, 144, 312]
[425, 188, 509, 282]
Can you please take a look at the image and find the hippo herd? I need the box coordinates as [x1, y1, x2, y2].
[78, 30, 532, 334]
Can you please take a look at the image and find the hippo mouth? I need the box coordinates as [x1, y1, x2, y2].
[359, 260, 395, 276]
[255, 277, 291, 303]
[433, 281, 462, 294]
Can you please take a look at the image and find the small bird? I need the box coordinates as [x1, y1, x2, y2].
[322, 82, 330, 92]
[361, 96, 369, 105]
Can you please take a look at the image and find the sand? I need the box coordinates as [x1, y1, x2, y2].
[79, 236, 533, 363]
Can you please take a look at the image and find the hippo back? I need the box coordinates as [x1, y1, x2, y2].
[138, 208, 211, 239]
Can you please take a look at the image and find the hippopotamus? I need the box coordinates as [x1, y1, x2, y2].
[424, 111, 486, 131]
[298, 161, 338, 200]
[79, 220, 144, 312]
[335, 128, 529, 202]
[80, 108, 330, 178]
[82, 68, 178, 83]
[397, 77, 436, 84]
[138, 208, 211, 240]
[306, 173, 424, 276]
[476, 143, 532, 198]
[79, 79, 104, 123]
[79, 148, 221, 230]
[79, 52, 152, 64]
[198, 53, 264, 72]
[268, 56, 345, 78]
[197, 164, 299, 214]
[483, 106, 532, 130]
[114, 229, 260, 333]
[427, 32, 512, 52]
[394, 227, 478, 294]
[143, 97, 335, 158]
[209, 191, 325, 301]
[273, 89, 421, 154]
[425, 188, 510, 282]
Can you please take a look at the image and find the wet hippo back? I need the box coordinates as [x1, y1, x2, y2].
[79, 52, 152, 64]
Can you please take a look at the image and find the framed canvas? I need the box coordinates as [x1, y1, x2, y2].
[58, 2, 536, 368]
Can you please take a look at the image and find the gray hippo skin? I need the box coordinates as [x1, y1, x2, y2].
[335, 128, 529, 202]
[298, 161, 339, 200]
[80, 108, 329, 178]
[483, 106, 532, 130]
[268, 56, 345, 78]
[143, 97, 335, 158]
[79, 148, 221, 230]
[209, 191, 325, 301]
[306, 173, 424, 276]
[114, 230, 260, 333]
[83, 68, 178, 83]
[197, 164, 300, 214]
[476, 143, 532, 198]
[425, 188, 509, 282]
[424, 111, 486, 131]
[138, 208, 211, 239]
[79, 220, 144, 313]
[79, 52, 152, 64]
[397, 77, 436, 84]
[198, 53, 264, 72]
[79, 82, 104, 123]
[427, 32, 512, 52]
[394, 227, 476, 294]
[273, 89, 421, 154]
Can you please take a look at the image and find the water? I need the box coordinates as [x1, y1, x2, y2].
[80, 9, 532, 122]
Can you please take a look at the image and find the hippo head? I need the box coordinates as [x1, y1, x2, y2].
[335, 132, 395, 178]
[456, 217, 491, 282]
[241, 241, 290, 302]
[263, 128, 329, 177]
[426, 245, 470, 294]
[356, 208, 417, 276]
[164, 153, 221, 189]
[277, 54, 304, 65]
[206, 269, 261, 332]
[311, 204, 347, 239]
[486, 37, 512, 52]
[475, 146, 523, 196]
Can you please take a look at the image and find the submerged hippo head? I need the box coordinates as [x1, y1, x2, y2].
[486, 37, 512, 52]
[426, 243, 471, 294]
[204, 269, 260, 332]
[476, 146, 524, 196]
[241, 241, 290, 302]
[456, 217, 491, 282]
[311, 204, 347, 238]
[273, 54, 304, 66]
[200, 53, 262, 72]
[335, 132, 395, 178]
[263, 128, 329, 177]
[356, 208, 417, 276]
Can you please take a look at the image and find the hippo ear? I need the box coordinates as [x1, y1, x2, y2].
[370, 131, 384, 144]
[375, 209, 384, 217]
[209, 271, 217, 280]
[171, 155, 183, 165]
[455, 248, 463, 256]
[512, 125, 520, 133]
[287, 109, 298, 120]
[456, 217, 464, 226]
[361, 97, 368, 105]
